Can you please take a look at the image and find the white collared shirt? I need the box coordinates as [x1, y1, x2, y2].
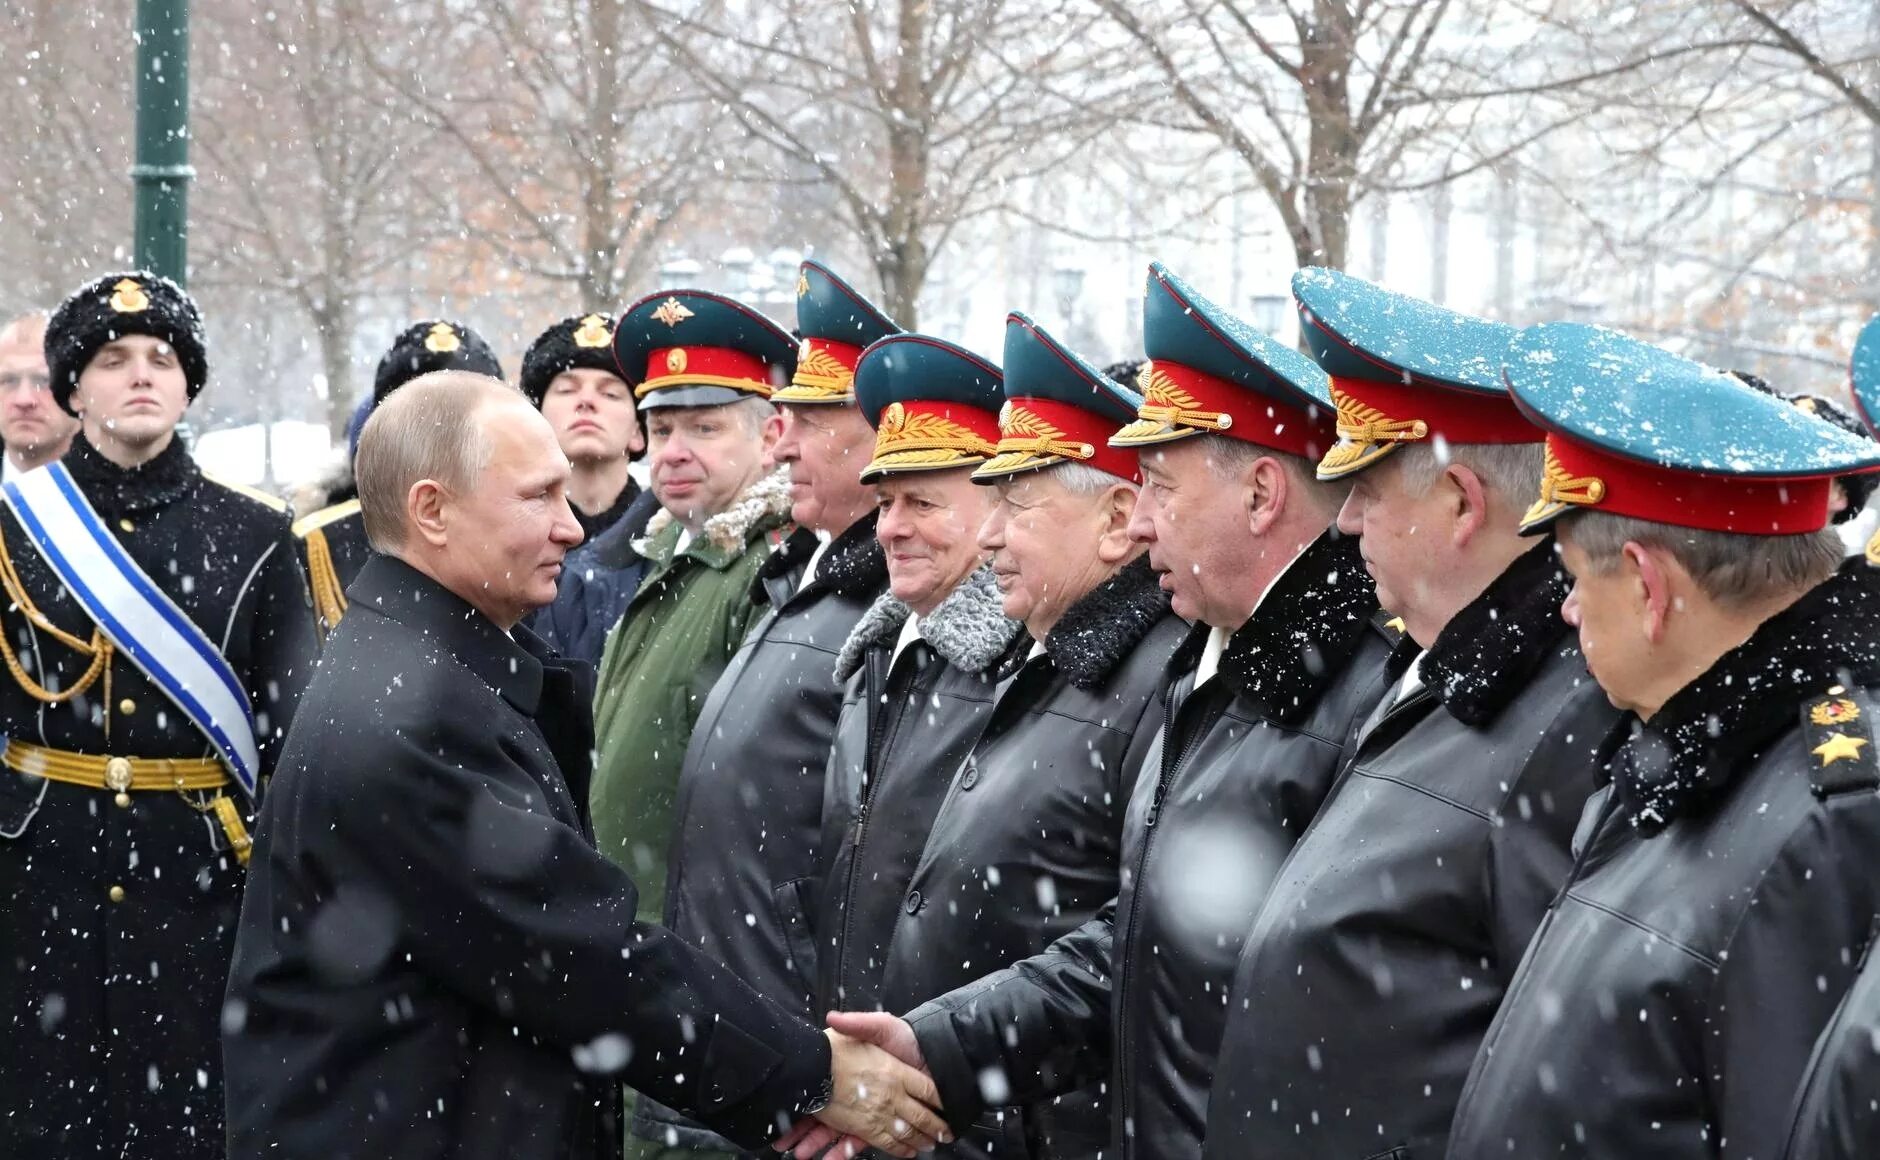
[1394, 649, 1430, 706]
[1194, 538, 1317, 689]
[890, 612, 923, 670]
[796, 531, 834, 595]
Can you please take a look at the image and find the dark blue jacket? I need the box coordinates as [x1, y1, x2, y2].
[528, 487, 660, 665]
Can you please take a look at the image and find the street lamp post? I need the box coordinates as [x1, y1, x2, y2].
[133, 0, 193, 285]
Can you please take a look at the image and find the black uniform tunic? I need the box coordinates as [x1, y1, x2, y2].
[0, 434, 317, 1159]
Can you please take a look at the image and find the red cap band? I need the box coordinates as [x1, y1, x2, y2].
[638, 345, 776, 398]
[1543, 433, 1832, 535]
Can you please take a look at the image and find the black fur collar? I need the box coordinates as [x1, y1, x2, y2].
[757, 511, 887, 604]
[1044, 556, 1173, 691]
[1421, 538, 1574, 727]
[1219, 528, 1380, 726]
[1616, 559, 1880, 835]
[65, 432, 199, 516]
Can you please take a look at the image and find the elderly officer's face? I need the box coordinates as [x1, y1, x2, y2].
[448, 399, 585, 628]
[876, 468, 994, 617]
[540, 367, 642, 467]
[773, 403, 876, 535]
[646, 401, 779, 530]
[0, 318, 75, 464]
[1335, 453, 1454, 642]
[1556, 524, 1654, 716]
[980, 469, 1134, 639]
[1129, 438, 1264, 627]
[72, 335, 189, 455]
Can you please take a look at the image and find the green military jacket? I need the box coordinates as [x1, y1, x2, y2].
[589, 469, 793, 922]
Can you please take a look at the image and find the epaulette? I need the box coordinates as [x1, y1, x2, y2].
[292, 498, 362, 539]
[1800, 685, 1880, 799]
[202, 472, 290, 514]
[1372, 607, 1408, 644]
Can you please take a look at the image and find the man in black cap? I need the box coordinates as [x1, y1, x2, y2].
[293, 318, 503, 637]
[520, 313, 660, 664]
[0, 270, 318, 1158]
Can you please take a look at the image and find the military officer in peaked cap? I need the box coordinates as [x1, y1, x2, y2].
[1199, 268, 1619, 1158]
[630, 262, 900, 1159]
[838, 265, 1395, 1160]
[801, 314, 1186, 1159]
[809, 332, 1029, 1076]
[294, 319, 503, 637]
[0, 271, 318, 1157]
[1776, 311, 1880, 1160]
[1444, 324, 1880, 1159]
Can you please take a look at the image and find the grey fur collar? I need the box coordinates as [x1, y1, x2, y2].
[834, 562, 1022, 683]
[636, 467, 792, 558]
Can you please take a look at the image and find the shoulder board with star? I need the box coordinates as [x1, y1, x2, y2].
[291, 498, 362, 539]
[201, 472, 290, 514]
[1801, 685, 1880, 799]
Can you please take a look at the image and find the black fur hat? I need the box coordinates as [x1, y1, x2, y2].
[46, 271, 208, 416]
[372, 319, 503, 406]
[520, 313, 623, 407]
[1785, 390, 1879, 523]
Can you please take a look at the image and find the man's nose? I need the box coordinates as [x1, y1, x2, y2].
[1561, 586, 1582, 628]
[1335, 489, 1365, 537]
[976, 507, 1005, 553]
[551, 496, 585, 547]
[1126, 493, 1157, 544]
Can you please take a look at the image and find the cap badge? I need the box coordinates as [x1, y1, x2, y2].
[652, 298, 695, 327]
[109, 279, 149, 315]
[797, 272, 811, 298]
[573, 315, 611, 348]
[1811, 697, 1862, 727]
[666, 348, 688, 374]
[880, 401, 908, 435]
[424, 323, 461, 354]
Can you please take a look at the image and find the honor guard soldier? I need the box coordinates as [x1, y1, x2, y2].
[294, 319, 502, 636]
[1771, 314, 1880, 1160]
[1445, 324, 1880, 1160]
[880, 265, 1395, 1160]
[632, 263, 898, 1159]
[0, 272, 318, 1158]
[523, 312, 662, 665]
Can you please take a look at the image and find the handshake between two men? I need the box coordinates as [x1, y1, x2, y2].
[783, 1012, 934, 1159]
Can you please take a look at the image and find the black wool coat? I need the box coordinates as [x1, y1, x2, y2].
[1446, 559, 1880, 1160]
[224, 556, 831, 1160]
[636, 515, 888, 1152]
[908, 530, 1397, 1160]
[0, 434, 317, 1160]
[1202, 538, 1621, 1160]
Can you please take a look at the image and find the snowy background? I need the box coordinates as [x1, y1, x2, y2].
[0, 1, 1873, 486]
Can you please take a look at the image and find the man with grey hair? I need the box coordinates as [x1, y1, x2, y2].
[1198, 270, 1620, 1159]
[798, 266, 1396, 1160]
[224, 371, 952, 1160]
[1446, 325, 1880, 1159]
[0, 311, 77, 476]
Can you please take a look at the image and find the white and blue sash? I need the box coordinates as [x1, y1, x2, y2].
[2, 463, 261, 798]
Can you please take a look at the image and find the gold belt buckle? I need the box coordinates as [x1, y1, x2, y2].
[104, 756, 133, 793]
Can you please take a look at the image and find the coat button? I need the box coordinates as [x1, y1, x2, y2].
[114, 792, 131, 809]
[118, 698, 136, 716]
[904, 890, 922, 915]
[108, 884, 125, 903]
[118, 518, 134, 533]
[960, 759, 979, 790]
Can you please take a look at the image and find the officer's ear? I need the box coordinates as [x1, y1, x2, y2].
[406, 478, 451, 548]
[1243, 455, 1289, 538]
[1096, 483, 1138, 566]
[1624, 540, 1674, 644]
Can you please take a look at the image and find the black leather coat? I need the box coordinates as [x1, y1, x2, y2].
[635, 516, 887, 1152]
[1446, 560, 1880, 1160]
[908, 530, 1397, 1160]
[1203, 539, 1620, 1160]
